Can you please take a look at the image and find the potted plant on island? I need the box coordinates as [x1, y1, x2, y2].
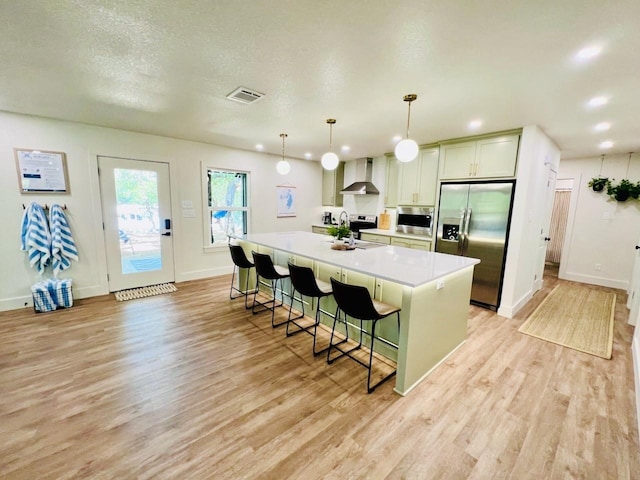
[588, 176, 609, 192]
[327, 224, 351, 243]
[606, 179, 640, 202]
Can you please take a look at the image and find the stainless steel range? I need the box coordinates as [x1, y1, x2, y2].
[348, 214, 377, 240]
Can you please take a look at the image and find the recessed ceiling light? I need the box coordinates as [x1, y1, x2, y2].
[469, 119, 483, 129]
[599, 140, 613, 149]
[304, 152, 312, 159]
[392, 135, 402, 142]
[587, 96, 608, 108]
[594, 122, 610, 132]
[341, 145, 351, 152]
[576, 45, 602, 60]
[255, 144, 264, 150]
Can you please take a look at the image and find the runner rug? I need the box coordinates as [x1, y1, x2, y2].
[114, 283, 177, 302]
[518, 284, 615, 359]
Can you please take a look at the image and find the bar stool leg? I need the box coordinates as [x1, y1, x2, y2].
[286, 287, 306, 337]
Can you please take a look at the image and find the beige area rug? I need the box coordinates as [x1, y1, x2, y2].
[114, 283, 177, 302]
[518, 284, 615, 359]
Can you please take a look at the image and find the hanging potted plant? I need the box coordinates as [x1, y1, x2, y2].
[606, 179, 640, 202]
[588, 176, 609, 192]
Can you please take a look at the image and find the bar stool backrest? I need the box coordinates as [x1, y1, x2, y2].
[330, 277, 381, 321]
[252, 251, 284, 280]
[288, 263, 328, 298]
[229, 244, 254, 269]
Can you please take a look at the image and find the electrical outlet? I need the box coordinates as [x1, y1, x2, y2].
[436, 279, 445, 290]
[595, 263, 602, 271]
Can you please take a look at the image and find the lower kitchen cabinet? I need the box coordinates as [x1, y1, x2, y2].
[390, 237, 431, 251]
[359, 232, 392, 244]
[312, 226, 330, 235]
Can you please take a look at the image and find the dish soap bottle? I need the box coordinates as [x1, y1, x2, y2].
[348, 232, 355, 247]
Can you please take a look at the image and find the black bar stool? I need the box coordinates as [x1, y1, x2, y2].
[228, 244, 255, 309]
[328, 277, 401, 393]
[251, 251, 291, 328]
[287, 263, 341, 356]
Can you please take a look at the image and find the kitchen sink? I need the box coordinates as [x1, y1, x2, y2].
[354, 241, 387, 250]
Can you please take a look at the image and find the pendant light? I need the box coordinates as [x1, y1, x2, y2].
[321, 119, 339, 170]
[276, 133, 290, 175]
[395, 94, 419, 163]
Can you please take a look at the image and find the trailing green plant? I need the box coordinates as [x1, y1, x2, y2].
[327, 224, 351, 239]
[587, 176, 609, 192]
[606, 179, 640, 202]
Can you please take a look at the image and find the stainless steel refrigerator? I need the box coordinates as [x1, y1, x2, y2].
[435, 180, 515, 310]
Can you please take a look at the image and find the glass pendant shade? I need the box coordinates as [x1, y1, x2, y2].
[396, 94, 419, 163]
[395, 138, 419, 163]
[321, 118, 339, 170]
[276, 160, 290, 175]
[321, 151, 339, 170]
[276, 132, 290, 175]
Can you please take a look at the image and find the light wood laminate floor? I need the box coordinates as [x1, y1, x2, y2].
[0, 271, 638, 479]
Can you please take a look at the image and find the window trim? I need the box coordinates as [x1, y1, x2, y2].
[202, 164, 251, 251]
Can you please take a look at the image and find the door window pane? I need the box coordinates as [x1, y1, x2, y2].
[114, 168, 162, 274]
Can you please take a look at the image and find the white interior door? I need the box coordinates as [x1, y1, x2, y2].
[628, 236, 640, 326]
[99, 156, 174, 292]
[534, 168, 557, 291]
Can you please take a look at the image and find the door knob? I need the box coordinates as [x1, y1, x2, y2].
[162, 232, 171, 236]
[636, 245, 640, 250]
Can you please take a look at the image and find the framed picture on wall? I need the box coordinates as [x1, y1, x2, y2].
[276, 184, 296, 217]
[15, 148, 70, 194]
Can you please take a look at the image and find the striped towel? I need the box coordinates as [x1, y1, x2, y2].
[20, 203, 51, 274]
[50, 204, 79, 277]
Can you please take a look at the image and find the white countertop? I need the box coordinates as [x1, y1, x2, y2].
[237, 231, 479, 288]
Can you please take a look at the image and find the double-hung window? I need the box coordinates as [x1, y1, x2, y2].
[206, 168, 249, 246]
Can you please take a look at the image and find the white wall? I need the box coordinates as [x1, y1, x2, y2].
[498, 125, 561, 318]
[558, 154, 640, 289]
[0, 111, 323, 311]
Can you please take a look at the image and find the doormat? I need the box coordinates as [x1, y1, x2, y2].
[518, 284, 615, 359]
[114, 283, 177, 302]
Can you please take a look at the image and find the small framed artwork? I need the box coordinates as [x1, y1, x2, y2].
[15, 148, 70, 194]
[276, 184, 296, 217]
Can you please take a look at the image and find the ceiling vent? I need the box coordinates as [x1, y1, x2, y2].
[226, 87, 265, 104]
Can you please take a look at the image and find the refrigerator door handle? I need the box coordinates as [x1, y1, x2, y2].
[463, 208, 472, 254]
[457, 209, 466, 254]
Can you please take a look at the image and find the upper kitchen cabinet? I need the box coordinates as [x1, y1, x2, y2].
[440, 134, 520, 180]
[397, 147, 439, 205]
[385, 156, 399, 207]
[322, 161, 345, 206]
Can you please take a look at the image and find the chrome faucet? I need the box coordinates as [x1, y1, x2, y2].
[339, 210, 348, 226]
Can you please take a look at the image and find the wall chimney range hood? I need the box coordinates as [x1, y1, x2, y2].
[340, 158, 379, 195]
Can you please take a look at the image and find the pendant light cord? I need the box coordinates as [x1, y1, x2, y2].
[599, 154, 604, 176]
[626, 152, 633, 177]
[281, 133, 286, 160]
[329, 123, 333, 152]
[406, 101, 412, 139]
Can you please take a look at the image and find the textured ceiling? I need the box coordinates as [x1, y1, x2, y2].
[0, 1, 639, 161]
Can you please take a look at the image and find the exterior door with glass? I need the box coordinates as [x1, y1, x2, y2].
[98, 156, 174, 292]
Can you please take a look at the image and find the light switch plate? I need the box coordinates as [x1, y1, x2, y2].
[181, 200, 193, 209]
[182, 209, 196, 218]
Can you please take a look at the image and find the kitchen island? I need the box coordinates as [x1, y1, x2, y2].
[234, 231, 479, 395]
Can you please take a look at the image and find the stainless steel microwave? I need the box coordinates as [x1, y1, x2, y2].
[396, 206, 434, 237]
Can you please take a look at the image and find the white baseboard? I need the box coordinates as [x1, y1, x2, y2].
[560, 272, 629, 290]
[0, 283, 107, 312]
[633, 335, 640, 441]
[497, 289, 533, 319]
[394, 339, 466, 396]
[175, 266, 232, 283]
